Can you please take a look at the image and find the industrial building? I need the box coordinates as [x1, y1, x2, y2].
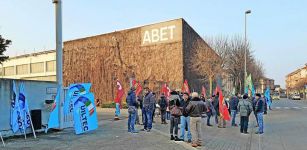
[63, 18, 219, 103]
[0, 50, 56, 81]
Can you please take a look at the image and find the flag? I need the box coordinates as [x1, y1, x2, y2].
[132, 80, 142, 96]
[265, 87, 271, 107]
[46, 86, 60, 132]
[182, 80, 190, 94]
[201, 86, 206, 97]
[245, 74, 255, 97]
[64, 83, 92, 115]
[115, 80, 124, 105]
[73, 93, 98, 134]
[216, 78, 231, 121]
[11, 81, 20, 133]
[161, 83, 171, 98]
[19, 83, 31, 128]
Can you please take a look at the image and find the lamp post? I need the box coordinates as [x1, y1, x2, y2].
[53, 0, 64, 129]
[244, 10, 251, 93]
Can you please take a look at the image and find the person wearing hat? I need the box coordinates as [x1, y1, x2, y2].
[237, 94, 253, 134]
[255, 93, 264, 134]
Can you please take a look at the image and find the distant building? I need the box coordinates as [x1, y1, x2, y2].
[286, 64, 307, 99]
[255, 77, 275, 94]
[0, 50, 56, 81]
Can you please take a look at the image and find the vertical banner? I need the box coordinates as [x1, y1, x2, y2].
[45, 86, 60, 133]
[18, 83, 31, 129]
[11, 81, 21, 133]
[73, 93, 98, 134]
[19, 83, 36, 138]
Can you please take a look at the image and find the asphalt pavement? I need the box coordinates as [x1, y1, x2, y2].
[2, 99, 307, 150]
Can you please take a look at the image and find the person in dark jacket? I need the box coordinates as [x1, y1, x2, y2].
[158, 93, 168, 124]
[255, 93, 264, 134]
[179, 92, 192, 142]
[151, 92, 157, 123]
[142, 87, 155, 132]
[206, 96, 215, 126]
[251, 96, 258, 126]
[186, 92, 207, 148]
[212, 93, 219, 125]
[169, 91, 182, 141]
[229, 93, 239, 126]
[135, 95, 142, 125]
[126, 87, 138, 133]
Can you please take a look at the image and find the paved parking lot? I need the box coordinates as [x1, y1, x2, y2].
[2, 99, 307, 150]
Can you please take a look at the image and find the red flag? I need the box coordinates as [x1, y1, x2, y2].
[217, 86, 231, 121]
[132, 79, 142, 96]
[161, 83, 171, 99]
[202, 86, 206, 97]
[182, 80, 190, 94]
[114, 80, 124, 104]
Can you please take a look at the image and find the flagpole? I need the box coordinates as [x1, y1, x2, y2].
[27, 110, 37, 138]
[20, 109, 27, 139]
[0, 132, 5, 147]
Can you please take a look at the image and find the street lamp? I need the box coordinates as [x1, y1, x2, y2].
[244, 10, 251, 93]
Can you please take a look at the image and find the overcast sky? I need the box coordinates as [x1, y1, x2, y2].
[0, 0, 306, 88]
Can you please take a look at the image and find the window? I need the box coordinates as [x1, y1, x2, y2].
[31, 62, 44, 73]
[46, 61, 56, 72]
[0, 67, 2, 76]
[17, 64, 29, 75]
[4, 66, 15, 76]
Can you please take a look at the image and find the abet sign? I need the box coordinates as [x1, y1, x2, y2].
[141, 20, 182, 46]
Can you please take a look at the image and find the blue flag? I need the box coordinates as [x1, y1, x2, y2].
[64, 83, 92, 115]
[11, 81, 20, 133]
[73, 92, 98, 135]
[19, 83, 31, 128]
[45, 86, 60, 133]
[265, 87, 271, 107]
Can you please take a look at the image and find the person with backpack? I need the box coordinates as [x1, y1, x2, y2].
[126, 87, 138, 133]
[158, 93, 168, 124]
[169, 91, 182, 141]
[179, 92, 192, 142]
[237, 94, 253, 134]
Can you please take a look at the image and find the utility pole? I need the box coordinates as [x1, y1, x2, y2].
[244, 10, 251, 93]
[53, 0, 64, 129]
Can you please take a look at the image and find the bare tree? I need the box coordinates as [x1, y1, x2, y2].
[190, 44, 222, 95]
[205, 35, 265, 94]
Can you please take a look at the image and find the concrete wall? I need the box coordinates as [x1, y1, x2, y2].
[0, 79, 57, 136]
[63, 19, 185, 103]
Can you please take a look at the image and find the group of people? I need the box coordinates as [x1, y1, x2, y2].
[125, 86, 269, 148]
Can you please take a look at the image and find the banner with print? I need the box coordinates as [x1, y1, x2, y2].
[64, 83, 92, 114]
[45, 86, 60, 133]
[72, 92, 98, 134]
[18, 83, 31, 128]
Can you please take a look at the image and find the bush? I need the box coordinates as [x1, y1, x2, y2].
[101, 102, 128, 109]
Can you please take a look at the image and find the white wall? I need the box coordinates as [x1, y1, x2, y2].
[0, 79, 57, 137]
